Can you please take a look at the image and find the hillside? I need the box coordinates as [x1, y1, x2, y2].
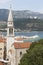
[14, 18, 43, 31]
[0, 9, 43, 31]
[0, 18, 43, 31]
[0, 9, 43, 20]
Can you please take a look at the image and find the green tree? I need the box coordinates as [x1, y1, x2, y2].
[19, 39, 43, 65]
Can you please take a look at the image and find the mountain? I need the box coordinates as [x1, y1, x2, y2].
[0, 9, 43, 31]
[0, 9, 43, 21]
[13, 10, 43, 19]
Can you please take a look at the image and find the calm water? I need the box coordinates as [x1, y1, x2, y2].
[15, 31, 43, 42]
[3, 31, 43, 42]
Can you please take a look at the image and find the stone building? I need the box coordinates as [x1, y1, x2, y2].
[0, 7, 32, 65]
[14, 42, 32, 65]
[0, 37, 6, 60]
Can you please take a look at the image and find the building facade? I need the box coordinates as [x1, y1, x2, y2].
[0, 7, 32, 65]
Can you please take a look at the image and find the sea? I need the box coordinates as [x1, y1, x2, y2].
[3, 31, 43, 42]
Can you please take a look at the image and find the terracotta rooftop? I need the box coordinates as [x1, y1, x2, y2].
[14, 42, 32, 49]
[0, 37, 32, 49]
[0, 38, 6, 43]
[15, 38, 26, 41]
[0, 62, 4, 65]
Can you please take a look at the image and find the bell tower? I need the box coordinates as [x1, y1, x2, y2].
[7, 6, 15, 60]
[7, 6, 14, 36]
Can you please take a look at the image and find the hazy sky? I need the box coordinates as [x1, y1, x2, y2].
[0, 0, 43, 13]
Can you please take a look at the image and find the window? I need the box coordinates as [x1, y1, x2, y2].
[9, 22, 12, 24]
[0, 53, 2, 56]
[20, 52, 22, 56]
[0, 53, 2, 55]
[0, 57, 2, 59]
[9, 28, 13, 34]
[0, 48, 2, 50]
[10, 22, 12, 24]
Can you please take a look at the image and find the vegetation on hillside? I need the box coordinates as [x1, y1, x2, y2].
[0, 18, 43, 31]
[14, 18, 43, 31]
[19, 39, 43, 65]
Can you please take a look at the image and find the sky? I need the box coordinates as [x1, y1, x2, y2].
[0, 0, 43, 13]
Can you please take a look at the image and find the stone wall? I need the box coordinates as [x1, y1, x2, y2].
[15, 48, 28, 65]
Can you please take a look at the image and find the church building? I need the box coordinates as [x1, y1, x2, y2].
[0, 7, 32, 65]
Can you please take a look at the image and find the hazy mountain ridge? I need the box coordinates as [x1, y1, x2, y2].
[0, 9, 43, 31]
[0, 9, 43, 21]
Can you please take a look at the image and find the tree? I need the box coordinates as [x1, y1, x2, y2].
[19, 39, 43, 65]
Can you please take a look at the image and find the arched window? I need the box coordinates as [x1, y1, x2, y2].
[20, 52, 22, 56]
[9, 28, 13, 34]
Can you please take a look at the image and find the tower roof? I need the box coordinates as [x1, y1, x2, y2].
[8, 6, 13, 22]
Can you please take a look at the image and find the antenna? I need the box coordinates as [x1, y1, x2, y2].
[10, 4, 12, 9]
[9, 0, 12, 9]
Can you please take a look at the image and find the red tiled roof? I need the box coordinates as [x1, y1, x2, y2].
[0, 37, 32, 49]
[15, 38, 26, 41]
[14, 42, 32, 49]
[0, 38, 6, 43]
[0, 62, 4, 65]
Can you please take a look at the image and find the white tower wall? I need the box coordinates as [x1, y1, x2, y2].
[6, 6, 15, 65]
